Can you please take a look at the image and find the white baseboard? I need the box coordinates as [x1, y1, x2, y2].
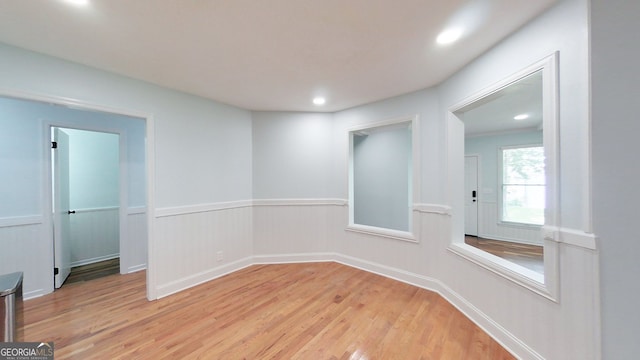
[332, 253, 542, 360]
[252, 252, 336, 264]
[333, 253, 440, 290]
[154, 256, 254, 299]
[127, 264, 147, 273]
[23, 288, 47, 300]
[71, 254, 119, 268]
[433, 279, 544, 360]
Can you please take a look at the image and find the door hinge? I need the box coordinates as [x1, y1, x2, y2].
[54, 267, 59, 275]
[51, 141, 57, 149]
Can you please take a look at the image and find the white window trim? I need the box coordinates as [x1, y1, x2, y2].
[347, 115, 420, 242]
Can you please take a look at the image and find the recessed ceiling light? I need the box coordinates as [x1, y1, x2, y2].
[312, 97, 326, 106]
[514, 114, 529, 120]
[436, 28, 464, 45]
[64, 0, 89, 6]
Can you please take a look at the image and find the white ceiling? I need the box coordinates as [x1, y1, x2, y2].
[0, 0, 557, 112]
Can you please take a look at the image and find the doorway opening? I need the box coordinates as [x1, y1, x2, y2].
[0, 93, 150, 298]
[51, 127, 121, 287]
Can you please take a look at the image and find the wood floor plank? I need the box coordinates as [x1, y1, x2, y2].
[65, 258, 120, 284]
[23, 262, 515, 359]
[465, 236, 544, 273]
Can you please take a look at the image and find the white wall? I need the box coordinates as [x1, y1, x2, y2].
[353, 126, 411, 231]
[591, 0, 640, 358]
[333, 89, 441, 202]
[0, 43, 253, 298]
[252, 1, 598, 359]
[65, 129, 120, 210]
[64, 128, 120, 266]
[465, 131, 543, 203]
[252, 112, 334, 199]
[439, 1, 590, 231]
[466, 130, 543, 244]
[0, 98, 42, 218]
[251, 112, 337, 259]
[436, 0, 596, 358]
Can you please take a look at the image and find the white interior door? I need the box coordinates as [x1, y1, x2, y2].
[464, 155, 479, 236]
[53, 128, 72, 288]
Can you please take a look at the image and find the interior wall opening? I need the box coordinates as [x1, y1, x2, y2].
[0, 93, 149, 297]
[447, 53, 560, 298]
[51, 127, 121, 287]
[347, 116, 419, 242]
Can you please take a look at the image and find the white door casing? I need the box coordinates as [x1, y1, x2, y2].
[465, 155, 479, 236]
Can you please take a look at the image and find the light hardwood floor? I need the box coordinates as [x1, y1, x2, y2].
[24, 262, 514, 359]
[465, 236, 544, 274]
[65, 258, 120, 284]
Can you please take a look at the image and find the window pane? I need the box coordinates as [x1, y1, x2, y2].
[503, 147, 545, 185]
[503, 184, 545, 225]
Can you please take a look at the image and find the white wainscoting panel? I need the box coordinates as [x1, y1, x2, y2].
[0, 221, 52, 299]
[154, 203, 253, 298]
[253, 199, 344, 259]
[124, 207, 147, 273]
[479, 202, 542, 245]
[69, 207, 119, 267]
[7, 198, 595, 359]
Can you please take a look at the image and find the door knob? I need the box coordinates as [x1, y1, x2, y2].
[68, 210, 76, 214]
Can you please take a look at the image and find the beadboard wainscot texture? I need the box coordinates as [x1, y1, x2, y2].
[153, 201, 254, 298]
[69, 207, 120, 267]
[478, 202, 542, 245]
[0, 216, 50, 298]
[252, 199, 347, 263]
[124, 206, 147, 273]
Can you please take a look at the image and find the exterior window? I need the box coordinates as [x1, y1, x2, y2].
[501, 146, 545, 225]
